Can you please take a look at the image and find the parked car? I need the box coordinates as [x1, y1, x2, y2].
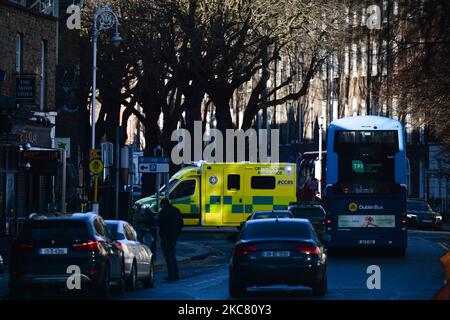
[288, 204, 326, 238]
[239, 210, 294, 229]
[105, 220, 154, 290]
[407, 199, 443, 230]
[229, 218, 328, 297]
[9, 213, 125, 299]
[0, 253, 4, 273]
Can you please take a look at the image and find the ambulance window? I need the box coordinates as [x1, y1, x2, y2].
[251, 176, 276, 189]
[170, 180, 196, 199]
[227, 175, 240, 190]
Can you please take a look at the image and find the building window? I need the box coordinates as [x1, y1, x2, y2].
[15, 34, 23, 74]
[344, 46, 349, 77]
[371, 41, 378, 76]
[40, 40, 47, 111]
[352, 43, 358, 78]
[332, 51, 339, 79]
[352, 96, 358, 116]
[382, 40, 388, 76]
[383, 0, 388, 23]
[361, 44, 367, 76]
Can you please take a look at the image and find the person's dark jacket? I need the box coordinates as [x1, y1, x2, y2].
[158, 204, 184, 240]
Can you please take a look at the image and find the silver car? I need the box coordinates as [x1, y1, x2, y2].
[105, 220, 154, 290]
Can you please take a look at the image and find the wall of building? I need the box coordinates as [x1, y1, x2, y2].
[0, 0, 57, 111]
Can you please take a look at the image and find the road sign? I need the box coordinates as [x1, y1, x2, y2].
[89, 159, 104, 175]
[138, 157, 170, 164]
[90, 149, 101, 160]
[138, 163, 169, 173]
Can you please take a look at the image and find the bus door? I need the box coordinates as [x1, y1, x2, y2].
[222, 168, 246, 225]
[203, 166, 224, 225]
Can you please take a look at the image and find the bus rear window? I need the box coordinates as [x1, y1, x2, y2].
[333, 130, 400, 195]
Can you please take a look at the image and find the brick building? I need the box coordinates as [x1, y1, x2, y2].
[0, 0, 59, 236]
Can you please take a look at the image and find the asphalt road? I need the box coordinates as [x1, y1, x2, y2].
[118, 229, 449, 300]
[0, 229, 447, 300]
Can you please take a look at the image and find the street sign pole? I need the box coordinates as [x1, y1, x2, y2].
[61, 149, 67, 213]
[156, 173, 160, 214]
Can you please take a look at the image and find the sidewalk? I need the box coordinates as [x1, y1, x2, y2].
[153, 240, 212, 271]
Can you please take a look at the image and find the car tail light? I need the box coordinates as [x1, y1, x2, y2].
[72, 240, 99, 251]
[294, 246, 321, 255]
[86, 267, 99, 274]
[235, 246, 257, 256]
[401, 219, 407, 225]
[12, 242, 34, 253]
[325, 219, 332, 224]
[115, 241, 123, 250]
[402, 212, 407, 217]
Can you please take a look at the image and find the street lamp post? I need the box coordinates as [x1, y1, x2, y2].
[91, 1, 122, 150]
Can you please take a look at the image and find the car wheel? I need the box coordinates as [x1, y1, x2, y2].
[126, 261, 137, 291]
[312, 275, 327, 297]
[229, 272, 246, 298]
[143, 263, 155, 288]
[96, 265, 111, 299]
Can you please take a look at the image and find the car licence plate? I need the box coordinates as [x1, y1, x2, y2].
[358, 240, 376, 244]
[262, 251, 290, 258]
[39, 248, 68, 255]
[422, 219, 432, 223]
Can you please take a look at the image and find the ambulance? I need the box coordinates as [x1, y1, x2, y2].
[133, 162, 297, 227]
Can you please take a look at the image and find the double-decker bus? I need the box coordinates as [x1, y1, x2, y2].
[323, 116, 408, 255]
[297, 151, 326, 203]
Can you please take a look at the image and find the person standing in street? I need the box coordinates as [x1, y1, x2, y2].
[158, 198, 184, 281]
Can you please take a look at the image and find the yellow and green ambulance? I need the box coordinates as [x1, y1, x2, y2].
[133, 162, 296, 227]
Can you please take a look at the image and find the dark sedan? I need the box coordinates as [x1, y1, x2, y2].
[9, 213, 125, 299]
[288, 204, 326, 238]
[229, 219, 327, 297]
[407, 199, 443, 230]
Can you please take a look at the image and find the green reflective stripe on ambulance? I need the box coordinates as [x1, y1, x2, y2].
[253, 196, 273, 205]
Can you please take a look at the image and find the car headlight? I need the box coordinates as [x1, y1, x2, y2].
[141, 204, 151, 210]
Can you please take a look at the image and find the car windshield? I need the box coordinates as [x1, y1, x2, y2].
[290, 207, 324, 218]
[407, 201, 431, 211]
[105, 223, 126, 240]
[242, 221, 311, 239]
[253, 211, 291, 219]
[18, 220, 90, 242]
